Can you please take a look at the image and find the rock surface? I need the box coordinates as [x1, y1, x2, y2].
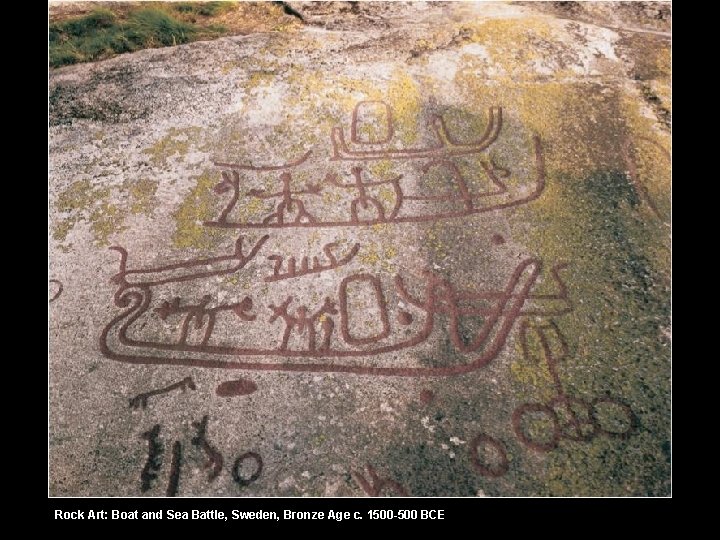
[49, 1, 671, 497]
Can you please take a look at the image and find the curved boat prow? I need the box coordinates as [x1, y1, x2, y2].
[460, 258, 542, 370]
[109, 245, 128, 285]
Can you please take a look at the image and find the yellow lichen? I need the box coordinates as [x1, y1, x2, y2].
[128, 178, 158, 215]
[172, 170, 225, 250]
[376, 186, 396, 206]
[224, 274, 241, 285]
[143, 127, 200, 166]
[457, 17, 564, 82]
[322, 190, 342, 205]
[369, 160, 396, 178]
[358, 242, 397, 273]
[425, 224, 449, 260]
[56, 179, 108, 213]
[52, 174, 163, 249]
[653, 46, 671, 84]
[384, 246, 397, 259]
[221, 62, 237, 75]
[52, 216, 77, 244]
[386, 69, 422, 145]
[89, 203, 125, 246]
[509, 333, 555, 401]
[359, 245, 380, 266]
[53, 179, 126, 247]
[484, 77, 671, 494]
[618, 91, 671, 227]
[237, 196, 271, 224]
[247, 71, 276, 91]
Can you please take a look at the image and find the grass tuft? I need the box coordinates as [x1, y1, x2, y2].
[47, 2, 307, 68]
[174, 2, 235, 17]
[48, 5, 232, 67]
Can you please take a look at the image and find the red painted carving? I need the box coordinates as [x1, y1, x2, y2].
[110, 234, 269, 288]
[232, 452, 263, 487]
[491, 234, 505, 245]
[339, 274, 390, 346]
[351, 101, 394, 144]
[204, 102, 543, 230]
[325, 167, 403, 224]
[137, 415, 263, 495]
[469, 433, 509, 478]
[140, 424, 163, 493]
[49, 279, 63, 303]
[167, 441, 182, 497]
[265, 242, 360, 282]
[216, 378, 258, 397]
[622, 137, 670, 220]
[206, 136, 543, 229]
[351, 464, 408, 497]
[101, 253, 571, 376]
[248, 172, 322, 226]
[129, 376, 196, 409]
[100, 101, 562, 378]
[191, 415, 223, 481]
[269, 296, 338, 352]
[511, 321, 638, 452]
[332, 104, 503, 161]
[419, 389, 435, 405]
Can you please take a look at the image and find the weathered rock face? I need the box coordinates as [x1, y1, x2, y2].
[49, 2, 670, 496]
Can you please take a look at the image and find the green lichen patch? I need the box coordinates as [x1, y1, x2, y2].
[52, 176, 160, 249]
[127, 178, 159, 215]
[541, 431, 670, 496]
[512, 171, 668, 494]
[172, 170, 225, 250]
[143, 127, 201, 166]
[53, 179, 114, 248]
[508, 106, 670, 494]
